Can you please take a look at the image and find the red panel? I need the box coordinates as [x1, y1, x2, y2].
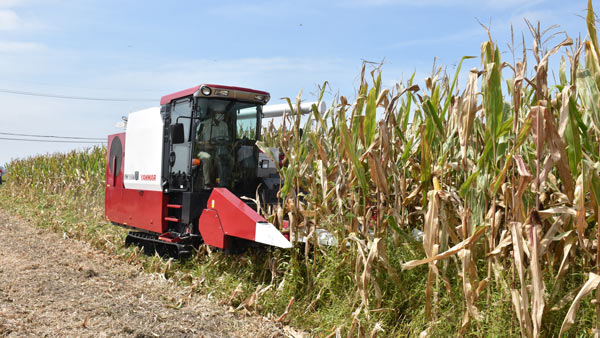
[160, 85, 200, 105]
[198, 209, 227, 249]
[206, 188, 266, 242]
[159, 84, 270, 105]
[105, 133, 167, 234]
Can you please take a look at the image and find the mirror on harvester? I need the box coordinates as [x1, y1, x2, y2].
[170, 123, 185, 144]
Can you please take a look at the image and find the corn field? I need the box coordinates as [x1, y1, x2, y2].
[260, 1, 600, 336]
[5, 146, 110, 243]
[8, 146, 106, 200]
[5, 2, 600, 336]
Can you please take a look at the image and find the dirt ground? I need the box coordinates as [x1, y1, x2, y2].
[0, 209, 301, 337]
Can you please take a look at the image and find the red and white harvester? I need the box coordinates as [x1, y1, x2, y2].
[105, 84, 318, 257]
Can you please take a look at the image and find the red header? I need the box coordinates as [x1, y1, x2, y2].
[160, 84, 270, 105]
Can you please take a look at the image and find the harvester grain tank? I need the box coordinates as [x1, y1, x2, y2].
[105, 84, 323, 257]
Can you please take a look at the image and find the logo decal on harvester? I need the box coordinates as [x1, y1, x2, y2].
[125, 173, 156, 181]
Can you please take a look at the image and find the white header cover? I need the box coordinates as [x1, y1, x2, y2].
[123, 107, 163, 191]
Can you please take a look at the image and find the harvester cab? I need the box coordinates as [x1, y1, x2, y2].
[168, 89, 264, 192]
[105, 84, 291, 258]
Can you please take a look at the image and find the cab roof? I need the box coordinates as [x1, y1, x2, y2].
[159, 84, 270, 105]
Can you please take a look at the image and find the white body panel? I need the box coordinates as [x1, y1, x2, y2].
[262, 101, 326, 118]
[123, 107, 164, 191]
[257, 147, 279, 178]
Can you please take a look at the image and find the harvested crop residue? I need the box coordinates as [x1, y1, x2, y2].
[0, 209, 297, 337]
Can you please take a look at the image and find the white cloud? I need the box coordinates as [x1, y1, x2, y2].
[0, 40, 43, 52]
[0, 0, 25, 9]
[0, 0, 56, 9]
[506, 9, 554, 28]
[389, 26, 486, 49]
[0, 9, 21, 30]
[90, 56, 357, 101]
[340, 0, 545, 9]
[483, 0, 545, 9]
[207, 1, 320, 18]
[0, 0, 49, 31]
[487, 7, 581, 43]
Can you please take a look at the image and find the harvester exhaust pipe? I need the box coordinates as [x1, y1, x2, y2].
[262, 101, 326, 119]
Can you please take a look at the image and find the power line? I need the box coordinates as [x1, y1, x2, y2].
[1, 79, 160, 93]
[0, 137, 105, 144]
[0, 131, 105, 140]
[0, 88, 155, 102]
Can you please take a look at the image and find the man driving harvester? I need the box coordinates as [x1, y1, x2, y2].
[196, 106, 232, 188]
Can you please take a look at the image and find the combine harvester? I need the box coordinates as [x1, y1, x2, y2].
[105, 84, 324, 257]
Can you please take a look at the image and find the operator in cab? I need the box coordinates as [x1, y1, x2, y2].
[196, 106, 232, 188]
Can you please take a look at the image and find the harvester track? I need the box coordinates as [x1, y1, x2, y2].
[125, 231, 194, 259]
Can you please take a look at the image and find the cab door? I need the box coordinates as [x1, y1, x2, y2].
[168, 98, 193, 190]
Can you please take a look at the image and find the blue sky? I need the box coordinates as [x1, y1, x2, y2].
[0, 0, 592, 166]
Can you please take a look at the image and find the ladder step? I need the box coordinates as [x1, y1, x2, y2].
[167, 204, 182, 209]
[158, 232, 181, 243]
[164, 217, 180, 222]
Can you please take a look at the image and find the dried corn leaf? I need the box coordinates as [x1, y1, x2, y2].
[510, 221, 533, 337]
[423, 190, 441, 259]
[425, 244, 438, 319]
[559, 273, 600, 335]
[361, 238, 382, 312]
[510, 290, 526, 338]
[574, 173, 587, 246]
[540, 215, 570, 256]
[527, 211, 545, 338]
[402, 226, 486, 270]
[543, 107, 575, 199]
[514, 155, 533, 222]
[458, 69, 479, 161]
[556, 234, 575, 280]
[458, 248, 479, 335]
[487, 230, 512, 257]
